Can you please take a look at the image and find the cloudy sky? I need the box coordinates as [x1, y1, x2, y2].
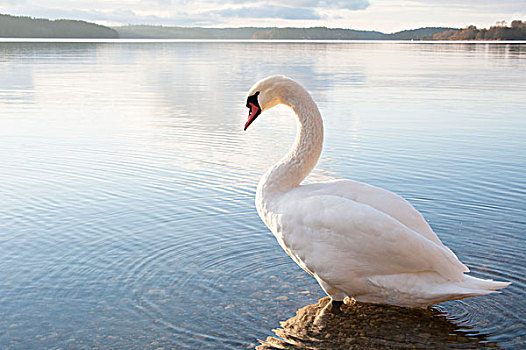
[1, 0, 524, 33]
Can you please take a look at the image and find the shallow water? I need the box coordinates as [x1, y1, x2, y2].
[0, 40, 525, 349]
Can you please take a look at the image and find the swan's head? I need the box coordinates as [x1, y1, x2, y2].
[244, 75, 297, 131]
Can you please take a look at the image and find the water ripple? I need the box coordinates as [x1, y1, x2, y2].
[1, 41, 524, 350]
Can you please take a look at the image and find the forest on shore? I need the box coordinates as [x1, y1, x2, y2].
[1, 13, 525, 40]
[115, 25, 449, 40]
[0, 14, 118, 38]
[430, 20, 526, 40]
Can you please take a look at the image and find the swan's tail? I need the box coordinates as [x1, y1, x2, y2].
[429, 274, 511, 305]
[451, 274, 511, 297]
[366, 272, 511, 307]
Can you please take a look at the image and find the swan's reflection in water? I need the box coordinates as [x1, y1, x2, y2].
[257, 297, 497, 349]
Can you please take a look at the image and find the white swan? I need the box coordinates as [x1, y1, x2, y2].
[244, 75, 510, 308]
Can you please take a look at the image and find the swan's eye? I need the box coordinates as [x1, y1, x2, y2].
[246, 91, 260, 108]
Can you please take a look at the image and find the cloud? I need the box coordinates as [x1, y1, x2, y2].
[0, 3, 216, 26]
[210, 5, 322, 20]
[0, 0, 372, 25]
[201, 0, 369, 10]
[200, 0, 371, 22]
[285, 0, 369, 10]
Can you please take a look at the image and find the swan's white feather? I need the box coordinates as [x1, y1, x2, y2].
[277, 191, 462, 289]
[291, 179, 463, 259]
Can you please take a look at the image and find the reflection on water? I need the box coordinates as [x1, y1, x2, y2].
[0, 40, 525, 349]
[258, 297, 497, 349]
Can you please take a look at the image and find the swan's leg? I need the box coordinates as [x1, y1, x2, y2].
[314, 276, 346, 319]
[315, 276, 345, 301]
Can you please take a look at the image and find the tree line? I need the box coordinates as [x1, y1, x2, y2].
[0, 14, 118, 38]
[1, 12, 525, 40]
[430, 20, 526, 40]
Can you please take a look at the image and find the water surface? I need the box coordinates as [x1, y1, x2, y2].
[0, 40, 525, 349]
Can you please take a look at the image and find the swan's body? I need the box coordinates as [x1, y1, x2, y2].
[244, 75, 510, 308]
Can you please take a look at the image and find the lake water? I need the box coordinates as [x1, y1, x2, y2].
[0, 40, 525, 349]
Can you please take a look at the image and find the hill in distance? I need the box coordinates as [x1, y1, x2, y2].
[0, 13, 450, 40]
[115, 25, 268, 39]
[115, 25, 451, 40]
[0, 13, 118, 38]
[430, 20, 526, 40]
[1, 13, 525, 40]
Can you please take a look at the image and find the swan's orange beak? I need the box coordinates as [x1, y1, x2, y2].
[244, 102, 260, 130]
[244, 92, 261, 131]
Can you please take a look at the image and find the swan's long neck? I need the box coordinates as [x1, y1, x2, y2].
[258, 87, 324, 196]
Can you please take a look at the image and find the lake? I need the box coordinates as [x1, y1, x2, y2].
[0, 40, 524, 349]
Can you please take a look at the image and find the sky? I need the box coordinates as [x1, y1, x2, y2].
[0, 0, 525, 33]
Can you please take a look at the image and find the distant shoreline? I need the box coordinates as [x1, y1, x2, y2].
[1, 38, 525, 44]
[1, 13, 525, 41]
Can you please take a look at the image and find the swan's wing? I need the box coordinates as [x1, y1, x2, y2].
[298, 180, 457, 255]
[278, 194, 468, 289]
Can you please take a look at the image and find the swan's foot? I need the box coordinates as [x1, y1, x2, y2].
[314, 299, 344, 325]
[326, 299, 344, 315]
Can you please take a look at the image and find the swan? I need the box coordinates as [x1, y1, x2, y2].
[243, 75, 510, 309]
